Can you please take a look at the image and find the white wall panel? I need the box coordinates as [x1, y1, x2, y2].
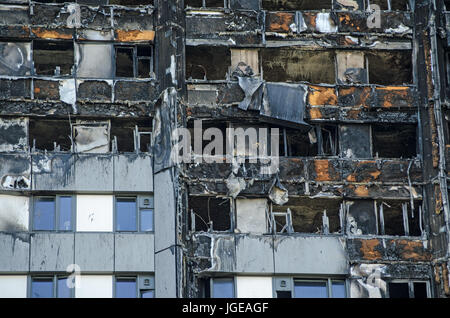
[75, 275, 113, 298]
[0, 276, 27, 298]
[0, 195, 29, 231]
[76, 195, 113, 232]
[236, 276, 272, 298]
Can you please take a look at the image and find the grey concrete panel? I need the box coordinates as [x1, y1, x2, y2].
[75, 154, 113, 192]
[0, 154, 31, 191]
[155, 246, 178, 298]
[0, 233, 30, 272]
[75, 233, 114, 272]
[32, 154, 76, 191]
[274, 236, 348, 275]
[235, 235, 274, 273]
[154, 169, 176, 251]
[114, 154, 153, 192]
[30, 233, 74, 272]
[114, 233, 154, 272]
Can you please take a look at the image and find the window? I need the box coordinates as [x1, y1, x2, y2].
[115, 276, 154, 298]
[30, 276, 73, 298]
[293, 279, 346, 298]
[32, 196, 74, 231]
[186, 46, 231, 81]
[388, 281, 429, 298]
[115, 45, 153, 79]
[115, 196, 154, 232]
[211, 278, 235, 298]
[189, 196, 231, 232]
[33, 41, 74, 76]
[372, 124, 417, 158]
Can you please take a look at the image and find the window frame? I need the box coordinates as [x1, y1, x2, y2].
[114, 195, 154, 233]
[114, 44, 154, 79]
[114, 275, 155, 298]
[32, 39, 75, 77]
[210, 277, 236, 298]
[31, 195, 76, 232]
[28, 275, 74, 298]
[387, 280, 431, 298]
[273, 277, 348, 298]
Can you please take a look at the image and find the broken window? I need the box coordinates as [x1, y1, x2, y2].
[388, 281, 429, 298]
[186, 46, 231, 81]
[72, 121, 110, 153]
[336, 51, 368, 85]
[261, 49, 335, 84]
[231, 49, 259, 77]
[368, 0, 409, 11]
[372, 124, 417, 158]
[189, 196, 231, 232]
[262, 0, 331, 11]
[0, 42, 32, 76]
[33, 41, 74, 76]
[271, 198, 343, 234]
[185, 0, 226, 7]
[31, 276, 72, 298]
[110, 118, 152, 153]
[115, 45, 153, 79]
[366, 51, 412, 85]
[378, 201, 422, 237]
[280, 127, 318, 157]
[188, 120, 227, 157]
[32, 196, 74, 231]
[29, 119, 72, 152]
[339, 124, 372, 159]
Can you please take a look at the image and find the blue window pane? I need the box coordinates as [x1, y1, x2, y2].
[31, 279, 53, 298]
[213, 279, 234, 298]
[294, 281, 328, 298]
[332, 281, 346, 298]
[33, 198, 55, 230]
[116, 279, 137, 298]
[141, 290, 154, 298]
[57, 278, 71, 298]
[140, 209, 153, 231]
[116, 198, 137, 231]
[59, 197, 72, 231]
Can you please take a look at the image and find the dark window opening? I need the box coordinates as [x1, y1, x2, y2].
[110, 118, 152, 153]
[185, 0, 225, 7]
[381, 201, 406, 236]
[109, 0, 154, 5]
[372, 124, 417, 158]
[413, 282, 428, 298]
[347, 200, 377, 235]
[262, 0, 331, 11]
[280, 128, 318, 157]
[29, 119, 72, 152]
[368, 0, 389, 10]
[261, 49, 335, 84]
[366, 51, 412, 85]
[186, 46, 231, 81]
[277, 291, 292, 298]
[273, 198, 342, 234]
[116, 47, 134, 77]
[33, 41, 74, 76]
[188, 120, 228, 157]
[189, 196, 231, 232]
[115, 45, 153, 78]
[388, 282, 409, 298]
[390, 0, 409, 11]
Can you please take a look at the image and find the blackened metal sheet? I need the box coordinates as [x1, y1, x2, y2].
[261, 82, 310, 129]
[237, 77, 263, 111]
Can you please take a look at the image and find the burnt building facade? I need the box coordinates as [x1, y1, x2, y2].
[0, 0, 449, 298]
